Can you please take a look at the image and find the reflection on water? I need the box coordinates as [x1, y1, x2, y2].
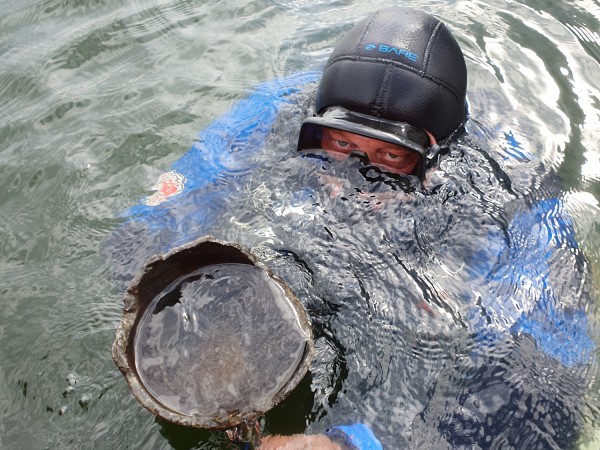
[459, 0, 600, 192]
[1, 0, 600, 449]
[134, 263, 309, 419]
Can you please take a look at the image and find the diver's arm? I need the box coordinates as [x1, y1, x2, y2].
[261, 434, 343, 450]
[416, 332, 586, 449]
[467, 194, 595, 368]
[505, 197, 595, 367]
[462, 128, 596, 365]
[431, 197, 594, 448]
[261, 424, 383, 450]
[103, 73, 320, 285]
[125, 72, 320, 220]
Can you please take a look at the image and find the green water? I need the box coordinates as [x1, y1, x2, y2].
[2, 0, 600, 448]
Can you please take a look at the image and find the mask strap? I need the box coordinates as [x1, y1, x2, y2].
[425, 144, 449, 167]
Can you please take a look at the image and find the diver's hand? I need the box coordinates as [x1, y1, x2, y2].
[260, 434, 342, 449]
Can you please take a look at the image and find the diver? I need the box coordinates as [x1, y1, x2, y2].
[261, 9, 466, 448]
[259, 7, 594, 449]
[295, 4, 466, 182]
[107, 6, 596, 450]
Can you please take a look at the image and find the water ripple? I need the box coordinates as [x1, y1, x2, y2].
[2, 0, 600, 448]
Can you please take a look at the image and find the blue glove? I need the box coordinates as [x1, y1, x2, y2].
[326, 424, 383, 450]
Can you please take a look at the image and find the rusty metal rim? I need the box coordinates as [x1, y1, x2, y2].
[112, 236, 315, 429]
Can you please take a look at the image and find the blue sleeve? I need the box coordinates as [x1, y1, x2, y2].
[326, 424, 383, 450]
[507, 198, 595, 367]
[125, 71, 320, 225]
[479, 198, 595, 367]
[103, 72, 320, 282]
[464, 130, 596, 367]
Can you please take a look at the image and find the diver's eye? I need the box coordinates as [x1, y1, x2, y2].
[329, 139, 355, 154]
[383, 152, 401, 160]
[373, 148, 419, 175]
[380, 151, 410, 163]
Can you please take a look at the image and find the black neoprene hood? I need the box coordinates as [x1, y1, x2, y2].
[315, 7, 468, 142]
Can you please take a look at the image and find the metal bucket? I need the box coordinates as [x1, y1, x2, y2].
[112, 237, 315, 434]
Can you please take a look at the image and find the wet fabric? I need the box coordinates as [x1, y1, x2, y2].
[105, 72, 597, 449]
[327, 424, 383, 449]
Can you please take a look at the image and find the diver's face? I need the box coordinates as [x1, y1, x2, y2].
[320, 128, 421, 175]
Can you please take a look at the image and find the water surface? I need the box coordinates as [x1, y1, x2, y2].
[1, 0, 600, 448]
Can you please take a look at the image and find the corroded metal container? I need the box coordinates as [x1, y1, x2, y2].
[112, 237, 315, 429]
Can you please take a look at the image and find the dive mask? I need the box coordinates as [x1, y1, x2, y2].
[297, 106, 442, 179]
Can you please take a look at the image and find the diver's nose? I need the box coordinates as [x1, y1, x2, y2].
[350, 149, 371, 165]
